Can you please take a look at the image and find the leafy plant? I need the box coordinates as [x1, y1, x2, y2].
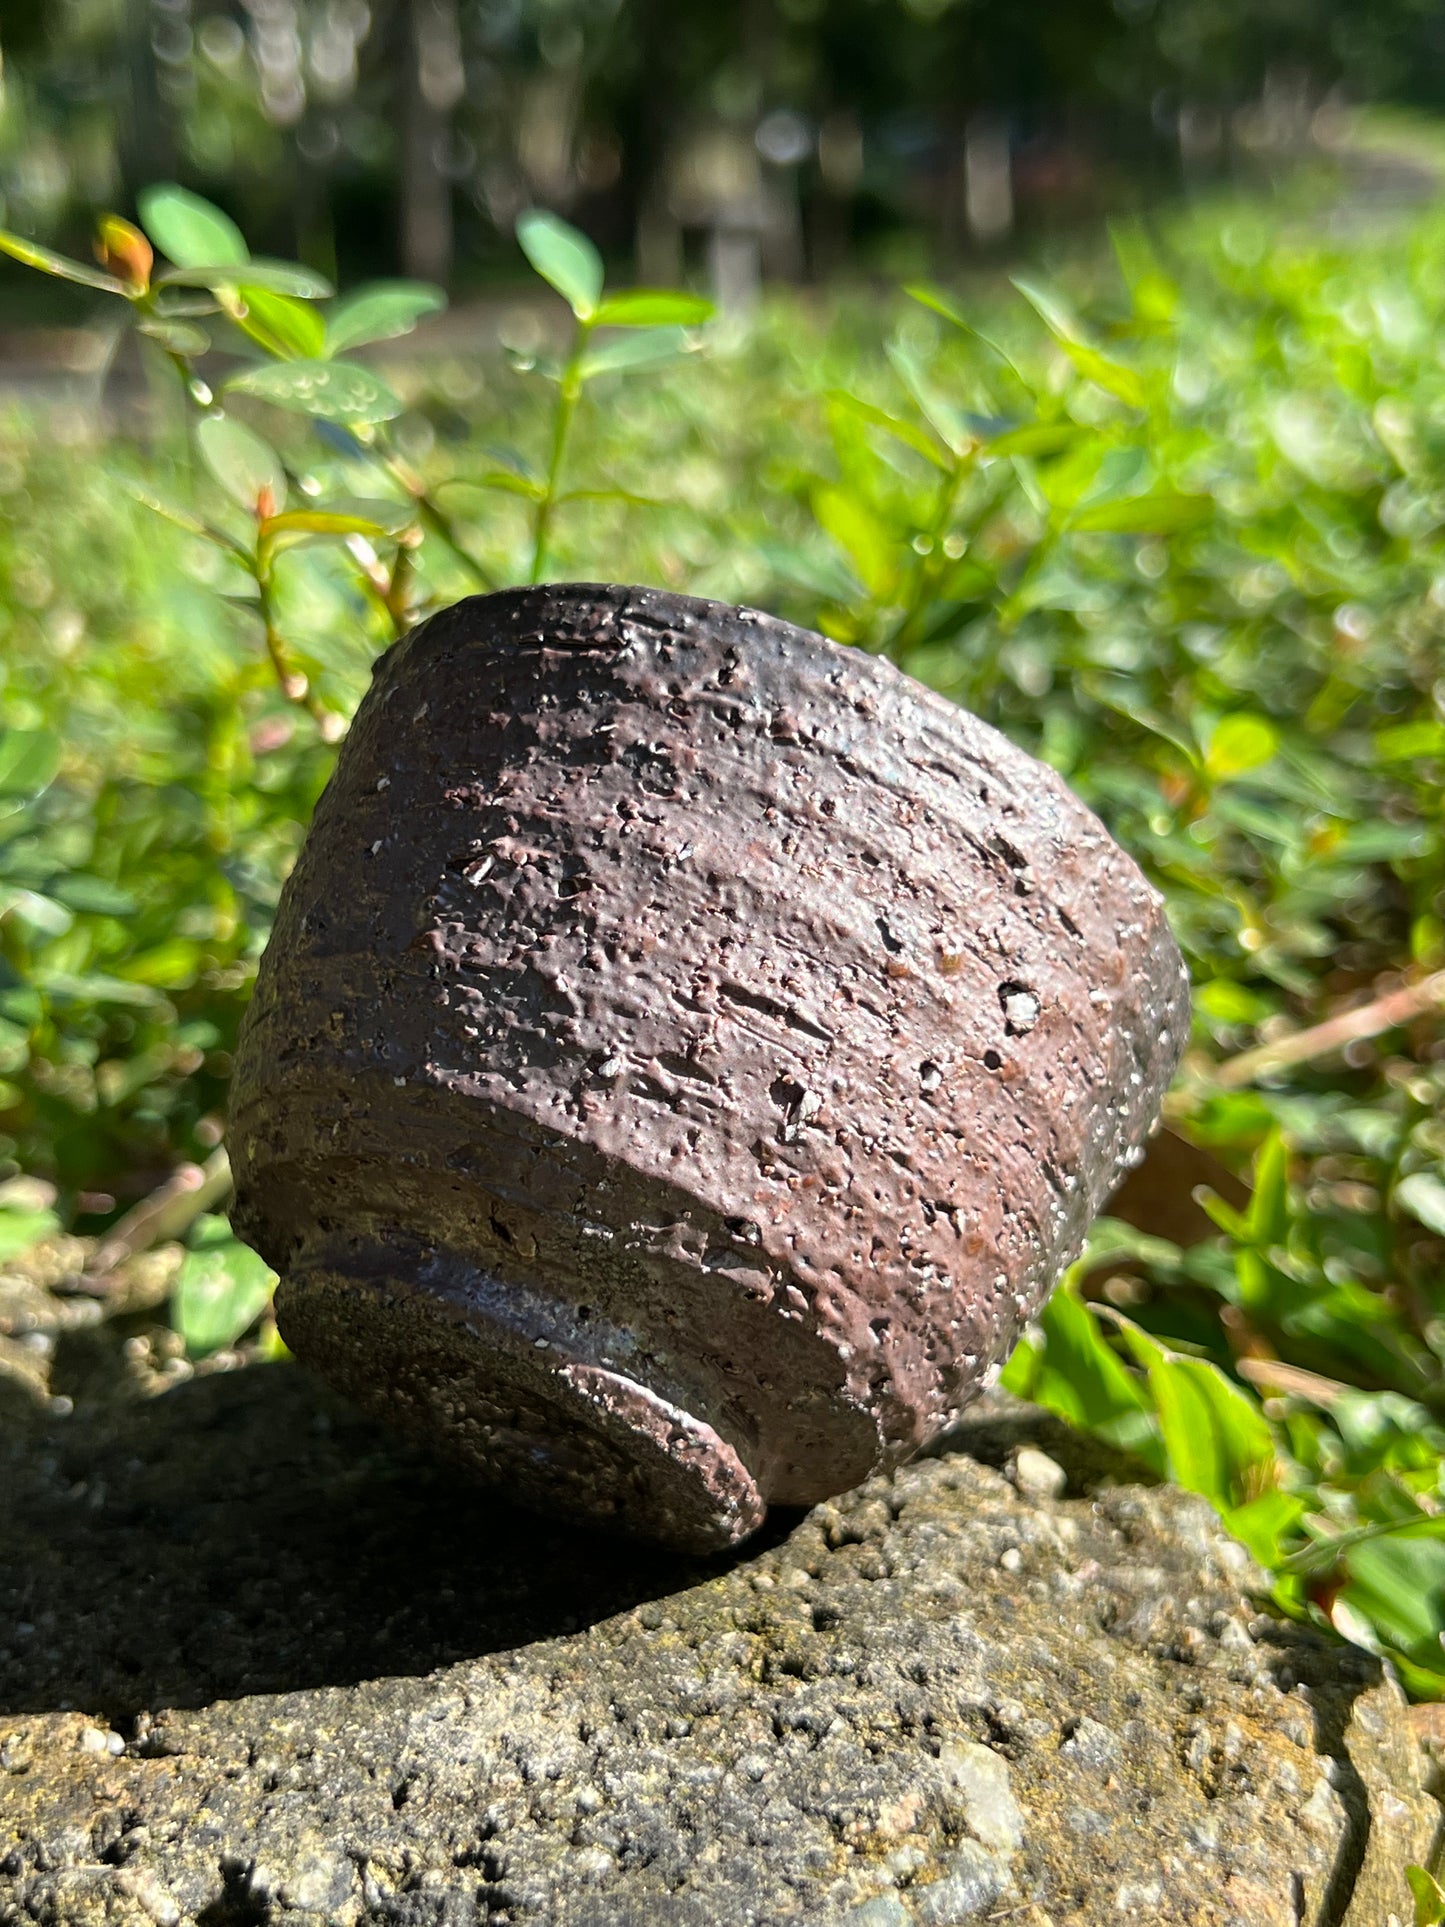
[513, 209, 712, 581]
[0, 191, 712, 1353]
[1, 188, 713, 728]
[172, 1212, 277, 1357]
[1410, 1864, 1445, 1926]
[13, 175, 1445, 1690]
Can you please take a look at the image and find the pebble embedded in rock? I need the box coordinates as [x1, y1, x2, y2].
[912, 1839, 1011, 1922]
[1060, 1716, 1122, 1772]
[939, 1738, 1026, 1852]
[1012, 1445, 1068, 1501]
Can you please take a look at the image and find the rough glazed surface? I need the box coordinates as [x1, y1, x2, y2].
[230, 584, 1189, 1548]
[0, 1348, 1432, 1927]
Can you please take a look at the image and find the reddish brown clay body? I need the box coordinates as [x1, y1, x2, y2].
[230, 584, 1188, 1552]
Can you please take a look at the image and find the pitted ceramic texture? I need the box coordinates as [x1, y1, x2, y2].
[230, 584, 1189, 1550]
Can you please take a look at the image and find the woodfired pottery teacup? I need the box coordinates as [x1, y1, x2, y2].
[230, 584, 1188, 1552]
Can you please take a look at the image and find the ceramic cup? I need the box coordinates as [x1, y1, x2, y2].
[230, 584, 1188, 1552]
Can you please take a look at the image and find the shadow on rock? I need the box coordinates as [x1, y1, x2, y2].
[0, 1354, 796, 1720]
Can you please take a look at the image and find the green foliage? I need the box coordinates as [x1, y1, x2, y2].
[516, 209, 604, 321]
[223, 358, 401, 423]
[195, 416, 286, 514]
[0, 1177, 60, 1261]
[1409, 1863, 1445, 1924]
[172, 1213, 276, 1356]
[137, 184, 248, 270]
[325, 284, 447, 355]
[510, 207, 715, 582]
[14, 176, 1445, 1690]
[0, 230, 127, 295]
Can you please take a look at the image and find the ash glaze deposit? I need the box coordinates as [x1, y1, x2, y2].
[230, 584, 1189, 1551]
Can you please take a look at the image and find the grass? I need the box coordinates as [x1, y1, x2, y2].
[8, 167, 1445, 1709]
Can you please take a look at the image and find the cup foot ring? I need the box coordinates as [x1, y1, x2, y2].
[275, 1267, 768, 1554]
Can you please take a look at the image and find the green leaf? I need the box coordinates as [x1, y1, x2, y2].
[1114, 1317, 1277, 1518]
[117, 938, 203, 988]
[438, 471, 546, 502]
[1222, 1488, 1308, 1570]
[196, 414, 287, 513]
[885, 341, 972, 452]
[0, 227, 128, 295]
[1059, 340, 1148, 409]
[904, 282, 1027, 380]
[591, 289, 714, 328]
[139, 184, 247, 268]
[1244, 1129, 1291, 1247]
[121, 479, 227, 545]
[827, 390, 948, 468]
[1009, 275, 1087, 342]
[224, 358, 401, 422]
[1110, 223, 1180, 327]
[1000, 1280, 1165, 1471]
[1396, 1171, 1445, 1238]
[260, 508, 400, 545]
[1206, 712, 1279, 781]
[1199, 1185, 1252, 1243]
[225, 285, 326, 360]
[1341, 1529, 1445, 1675]
[152, 288, 222, 313]
[1196, 978, 1273, 1027]
[984, 422, 1085, 458]
[1071, 490, 1210, 534]
[0, 728, 61, 800]
[577, 328, 690, 378]
[811, 485, 895, 599]
[325, 280, 447, 354]
[1282, 1511, 1445, 1579]
[51, 876, 137, 916]
[557, 487, 668, 510]
[136, 316, 211, 356]
[173, 1231, 276, 1356]
[157, 260, 333, 298]
[517, 209, 604, 320]
[311, 495, 418, 534]
[0, 1203, 60, 1263]
[1377, 719, 1445, 762]
[1, 888, 72, 938]
[34, 967, 160, 1009]
[906, 282, 971, 331]
[1407, 1865, 1445, 1926]
[1013, 277, 1147, 408]
[1081, 1215, 1183, 1275]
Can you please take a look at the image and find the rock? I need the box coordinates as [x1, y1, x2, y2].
[937, 1739, 1025, 1851]
[230, 583, 1189, 1551]
[911, 1841, 1009, 1922]
[1011, 1445, 1068, 1502]
[0, 1351, 1436, 1927]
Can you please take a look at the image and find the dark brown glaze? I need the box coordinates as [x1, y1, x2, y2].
[229, 584, 1189, 1552]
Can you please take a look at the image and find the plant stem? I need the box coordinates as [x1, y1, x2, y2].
[1211, 969, 1445, 1088]
[257, 573, 340, 737]
[383, 454, 498, 592]
[530, 319, 592, 585]
[90, 1148, 233, 1278]
[383, 540, 420, 636]
[884, 444, 975, 660]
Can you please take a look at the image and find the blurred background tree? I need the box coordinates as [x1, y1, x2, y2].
[4, 0, 1444, 306]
